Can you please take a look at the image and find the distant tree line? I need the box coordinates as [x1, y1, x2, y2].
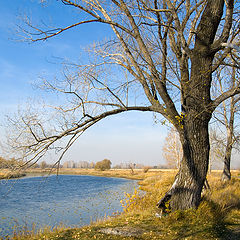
[113, 162, 170, 169]
[62, 160, 95, 169]
[0, 156, 171, 171]
[41, 160, 169, 170]
[60, 160, 171, 170]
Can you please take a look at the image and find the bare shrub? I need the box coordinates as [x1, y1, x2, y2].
[143, 166, 150, 173]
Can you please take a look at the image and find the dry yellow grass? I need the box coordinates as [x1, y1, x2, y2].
[0, 169, 26, 179]
[24, 168, 179, 180]
[3, 167, 238, 180]
[4, 169, 240, 240]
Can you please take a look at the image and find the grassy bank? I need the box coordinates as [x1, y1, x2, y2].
[5, 170, 240, 240]
[24, 168, 179, 180]
[0, 170, 26, 180]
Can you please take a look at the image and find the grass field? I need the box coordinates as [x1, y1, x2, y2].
[1, 169, 240, 239]
[0, 169, 26, 179]
[22, 167, 179, 181]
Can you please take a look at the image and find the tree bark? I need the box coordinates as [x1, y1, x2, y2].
[222, 147, 232, 181]
[168, 113, 211, 210]
[222, 129, 233, 181]
[157, 56, 212, 210]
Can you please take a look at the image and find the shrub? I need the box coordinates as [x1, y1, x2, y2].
[120, 188, 141, 213]
[94, 159, 112, 171]
[0, 156, 19, 169]
[143, 166, 150, 173]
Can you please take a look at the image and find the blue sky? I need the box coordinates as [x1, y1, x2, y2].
[1, 1, 238, 169]
[0, 0, 168, 166]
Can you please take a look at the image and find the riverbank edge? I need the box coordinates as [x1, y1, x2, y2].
[0, 172, 26, 180]
[24, 168, 175, 181]
[1, 168, 239, 180]
[6, 171, 240, 240]
[0, 168, 144, 180]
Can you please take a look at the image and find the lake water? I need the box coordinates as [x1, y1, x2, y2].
[0, 175, 137, 237]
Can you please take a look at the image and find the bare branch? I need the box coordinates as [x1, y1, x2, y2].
[210, 86, 240, 112]
[211, 0, 234, 52]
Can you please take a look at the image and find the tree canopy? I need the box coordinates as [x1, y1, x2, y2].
[6, 0, 240, 210]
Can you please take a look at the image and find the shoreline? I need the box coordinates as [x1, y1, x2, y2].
[0, 172, 26, 180]
[2, 171, 240, 239]
[0, 168, 167, 181]
[1, 168, 239, 180]
[24, 168, 179, 181]
[0, 170, 239, 239]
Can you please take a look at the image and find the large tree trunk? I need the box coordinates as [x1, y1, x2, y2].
[158, 54, 213, 210]
[159, 110, 212, 211]
[170, 117, 210, 210]
[157, 100, 212, 212]
[170, 49, 213, 209]
[156, 0, 226, 211]
[162, 0, 225, 210]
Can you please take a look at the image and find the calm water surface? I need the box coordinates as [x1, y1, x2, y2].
[0, 175, 137, 237]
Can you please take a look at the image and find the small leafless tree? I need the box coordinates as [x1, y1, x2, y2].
[162, 127, 182, 169]
[209, 128, 225, 172]
[212, 62, 240, 180]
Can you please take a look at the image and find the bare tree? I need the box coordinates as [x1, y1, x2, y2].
[209, 128, 225, 172]
[162, 127, 182, 169]
[7, 0, 240, 210]
[212, 63, 240, 180]
[40, 161, 47, 169]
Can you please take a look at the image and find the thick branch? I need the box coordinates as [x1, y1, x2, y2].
[210, 86, 240, 112]
[211, 0, 234, 52]
[194, 0, 224, 52]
